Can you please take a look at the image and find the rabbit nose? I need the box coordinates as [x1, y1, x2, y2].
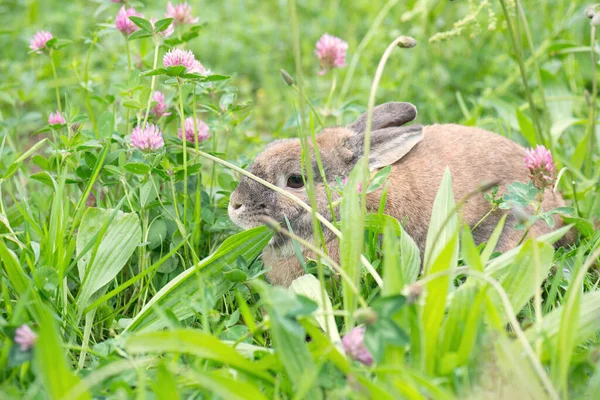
[231, 199, 243, 210]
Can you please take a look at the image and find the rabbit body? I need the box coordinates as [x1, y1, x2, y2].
[229, 103, 572, 287]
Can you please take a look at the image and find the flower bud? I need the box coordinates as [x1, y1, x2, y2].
[354, 307, 378, 326]
[397, 36, 417, 49]
[585, 6, 596, 19]
[592, 12, 600, 26]
[280, 69, 295, 86]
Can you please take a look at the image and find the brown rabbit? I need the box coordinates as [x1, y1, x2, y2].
[228, 102, 573, 287]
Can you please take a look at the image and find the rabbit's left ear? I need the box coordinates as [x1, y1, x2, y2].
[347, 102, 418, 133]
[347, 102, 423, 170]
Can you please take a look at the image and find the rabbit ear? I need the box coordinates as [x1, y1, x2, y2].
[349, 124, 423, 170]
[347, 102, 418, 133]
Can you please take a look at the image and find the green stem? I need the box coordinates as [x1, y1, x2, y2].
[177, 80, 189, 262]
[49, 50, 62, 112]
[290, 84, 325, 128]
[339, 0, 400, 102]
[192, 85, 202, 248]
[586, 24, 597, 176]
[125, 38, 132, 72]
[472, 206, 496, 232]
[142, 40, 161, 130]
[498, 0, 544, 145]
[324, 73, 337, 114]
[288, 0, 330, 336]
[84, 33, 98, 133]
[125, 39, 132, 137]
[361, 36, 416, 209]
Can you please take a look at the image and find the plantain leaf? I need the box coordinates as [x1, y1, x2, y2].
[126, 226, 271, 332]
[125, 329, 273, 383]
[421, 168, 459, 374]
[76, 208, 141, 312]
[176, 368, 268, 400]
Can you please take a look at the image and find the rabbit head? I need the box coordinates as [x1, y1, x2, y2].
[228, 102, 423, 249]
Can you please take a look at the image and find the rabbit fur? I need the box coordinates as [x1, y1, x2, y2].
[228, 102, 573, 287]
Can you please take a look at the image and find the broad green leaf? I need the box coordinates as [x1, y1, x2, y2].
[480, 214, 507, 263]
[76, 208, 141, 311]
[340, 160, 367, 331]
[1, 138, 48, 182]
[493, 239, 554, 313]
[0, 240, 43, 320]
[153, 18, 174, 32]
[468, 333, 547, 399]
[126, 226, 271, 332]
[485, 224, 571, 275]
[423, 168, 459, 272]
[124, 162, 151, 175]
[125, 329, 273, 383]
[422, 234, 458, 374]
[127, 30, 152, 41]
[421, 168, 459, 373]
[367, 213, 420, 286]
[177, 368, 268, 400]
[289, 274, 341, 346]
[153, 363, 179, 400]
[129, 16, 153, 32]
[516, 108, 537, 147]
[461, 225, 483, 272]
[140, 68, 167, 77]
[30, 171, 57, 190]
[367, 165, 392, 193]
[439, 284, 486, 374]
[530, 276, 600, 361]
[166, 65, 187, 77]
[254, 281, 318, 397]
[35, 308, 89, 400]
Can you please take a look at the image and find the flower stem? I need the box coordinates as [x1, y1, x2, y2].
[49, 50, 62, 112]
[177, 80, 189, 255]
[586, 24, 597, 176]
[324, 72, 337, 114]
[142, 40, 160, 130]
[288, 0, 331, 336]
[84, 33, 98, 134]
[498, 0, 545, 146]
[339, 0, 400, 103]
[191, 85, 202, 248]
[125, 38, 132, 136]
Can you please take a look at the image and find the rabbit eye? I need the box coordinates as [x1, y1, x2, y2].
[286, 174, 304, 189]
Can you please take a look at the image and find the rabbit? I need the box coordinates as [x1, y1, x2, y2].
[228, 102, 574, 287]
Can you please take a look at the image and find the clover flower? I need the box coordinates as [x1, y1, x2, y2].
[163, 48, 206, 75]
[315, 33, 348, 75]
[30, 31, 53, 53]
[166, 2, 199, 24]
[14, 324, 37, 352]
[525, 145, 555, 190]
[48, 110, 66, 125]
[131, 124, 164, 151]
[115, 6, 141, 36]
[151, 91, 171, 117]
[342, 326, 373, 366]
[150, 18, 175, 38]
[178, 117, 210, 143]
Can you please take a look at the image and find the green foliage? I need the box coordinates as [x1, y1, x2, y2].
[1, 0, 600, 398]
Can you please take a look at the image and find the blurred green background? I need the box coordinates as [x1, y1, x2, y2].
[0, 0, 594, 158]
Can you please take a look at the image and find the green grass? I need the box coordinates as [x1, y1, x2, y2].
[1, 0, 600, 398]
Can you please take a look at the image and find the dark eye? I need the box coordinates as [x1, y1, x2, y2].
[286, 174, 304, 189]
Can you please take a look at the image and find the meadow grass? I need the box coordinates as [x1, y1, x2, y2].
[1, 0, 600, 398]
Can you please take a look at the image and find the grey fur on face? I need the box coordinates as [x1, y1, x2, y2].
[228, 102, 424, 248]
